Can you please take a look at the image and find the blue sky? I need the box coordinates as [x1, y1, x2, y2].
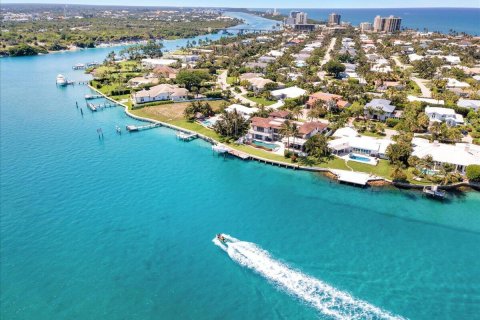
[3, 0, 480, 8]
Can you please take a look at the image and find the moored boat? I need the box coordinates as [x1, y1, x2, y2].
[56, 74, 68, 86]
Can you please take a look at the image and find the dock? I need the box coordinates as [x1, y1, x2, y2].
[85, 94, 103, 100]
[176, 132, 198, 141]
[332, 170, 373, 187]
[126, 123, 161, 132]
[87, 102, 117, 111]
[423, 186, 446, 199]
[228, 149, 250, 160]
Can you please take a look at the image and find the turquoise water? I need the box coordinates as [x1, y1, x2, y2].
[1, 13, 480, 320]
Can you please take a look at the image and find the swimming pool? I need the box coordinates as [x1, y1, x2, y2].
[252, 140, 279, 151]
[200, 119, 216, 127]
[349, 153, 371, 163]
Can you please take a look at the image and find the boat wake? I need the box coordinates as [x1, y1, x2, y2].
[213, 234, 404, 320]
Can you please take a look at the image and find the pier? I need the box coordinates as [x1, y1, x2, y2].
[85, 94, 103, 100]
[176, 132, 198, 141]
[228, 149, 250, 160]
[126, 123, 161, 132]
[87, 101, 117, 111]
[423, 185, 446, 199]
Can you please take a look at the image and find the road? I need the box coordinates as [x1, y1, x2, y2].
[217, 70, 260, 106]
[320, 37, 336, 67]
[392, 56, 432, 98]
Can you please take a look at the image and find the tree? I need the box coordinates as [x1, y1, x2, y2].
[279, 120, 293, 150]
[176, 70, 210, 91]
[213, 110, 249, 140]
[323, 59, 346, 79]
[140, 40, 164, 58]
[466, 165, 480, 182]
[386, 138, 413, 167]
[391, 166, 408, 182]
[304, 135, 329, 159]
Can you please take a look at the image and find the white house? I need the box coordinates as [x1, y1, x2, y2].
[412, 138, 480, 174]
[132, 84, 189, 104]
[424, 106, 464, 126]
[225, 104, 258, 119]
[446, 78, 470, 89]
[141, 58, 178, 68]
[408, 95, 445, 105]
[364, 99, 396, 121]
[270, 86, 306, 100]
[457, 99, 480, 111]
[328, 127, 393, 159]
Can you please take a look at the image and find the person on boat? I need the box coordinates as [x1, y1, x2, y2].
[217, 234, 225, 242]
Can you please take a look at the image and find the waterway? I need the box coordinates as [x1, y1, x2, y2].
[1, 12, 480, 320]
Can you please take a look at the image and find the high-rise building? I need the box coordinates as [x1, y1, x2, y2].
[373, 15, 385, 32]
[328, 13, 341, 26]
[296, 12, 308, 24]
[360, 22, 373, 32]
[285, 11, 308, 26]
[373, 15, 402, 32]
[383, 16, 402, 33]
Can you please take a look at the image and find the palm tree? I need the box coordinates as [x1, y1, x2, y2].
[280, 120, 292, 150]
[290, 123, 299, 151]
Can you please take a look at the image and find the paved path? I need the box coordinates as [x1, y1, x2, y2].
[320, 37, 336, 67]
[392, 56, 432, 98]
[411, 76, 432, 98]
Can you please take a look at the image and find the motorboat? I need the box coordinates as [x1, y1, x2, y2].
[56, 74, 68, 86]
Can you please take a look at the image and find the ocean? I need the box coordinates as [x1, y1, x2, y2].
[1, 12, 480, 320]
[268, 8, 480, 35]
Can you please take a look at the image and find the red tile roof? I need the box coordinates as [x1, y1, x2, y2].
[298, 121, 328, 135]
[250, 117, 283, 129]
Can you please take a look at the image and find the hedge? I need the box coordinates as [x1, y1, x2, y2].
[466, 165, 480, 182]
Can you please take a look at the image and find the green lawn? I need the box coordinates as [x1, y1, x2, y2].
[242, 95, 276, 106]
[361, 131, 386, 138]
[226, 77, 238, 85]
[347, 159, 394, 179]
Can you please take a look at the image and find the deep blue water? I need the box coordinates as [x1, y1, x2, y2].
[268, 8, 480, 35]
[1, 12, 480, 320]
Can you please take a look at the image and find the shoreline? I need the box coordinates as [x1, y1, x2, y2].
[88, 85, 480, 193]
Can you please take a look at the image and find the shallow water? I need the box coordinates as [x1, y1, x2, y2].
[1, 13, 480, 320]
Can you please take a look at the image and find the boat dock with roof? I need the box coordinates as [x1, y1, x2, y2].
[331, 170, 378, 187]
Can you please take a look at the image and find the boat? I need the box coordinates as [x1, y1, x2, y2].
[212, 144, 229, 153]
[423, 185, 447, 200]
[56, 74, 68, 86]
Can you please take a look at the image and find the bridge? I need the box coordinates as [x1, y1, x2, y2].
[207, 27, 280, 34]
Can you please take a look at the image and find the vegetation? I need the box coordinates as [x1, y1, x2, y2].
[466, 165, 480, 182]
[213, 110, 250, 140]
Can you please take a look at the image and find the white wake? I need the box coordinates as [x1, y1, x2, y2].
[213, 235, 404, 320]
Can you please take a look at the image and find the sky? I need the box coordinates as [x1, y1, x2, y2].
[3, 0, 480, 8]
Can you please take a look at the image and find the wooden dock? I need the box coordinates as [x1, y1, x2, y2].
[87, 102, 117, 111]
[228, 149, 250, 160]
[126, 123, 161, 132]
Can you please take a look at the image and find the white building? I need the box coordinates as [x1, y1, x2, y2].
[270, 86, 306, 100]
[424, 106, 464, 126]
[407, 95, 445, 105]
[412, 138, 480, 174]
[457, 99, 480, 111]
[225, 104, 258, 119]
[364, 99, 396, 121]
[132, 84, 189, 104]
[141, 58, 178, 68]
[328, 127, 393, 159]
[446, 78, 470, 89]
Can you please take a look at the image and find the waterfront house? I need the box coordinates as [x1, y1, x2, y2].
[328, 127, 393, 159]
[364, 99, 396, 121]
[282, 122, 329, 151]
[132, 84, 189, 104]
[249, 116, 284, 142]
[225, 104, 258, 119]
[271, 86, 306, 100]
[412, 138, 480, 174]
[424, 106, 464, 126]
[307, 92, 350, 110]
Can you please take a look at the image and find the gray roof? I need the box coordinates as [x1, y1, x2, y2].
[457, 99, 480, 111]
[365, 99, 396, 113]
